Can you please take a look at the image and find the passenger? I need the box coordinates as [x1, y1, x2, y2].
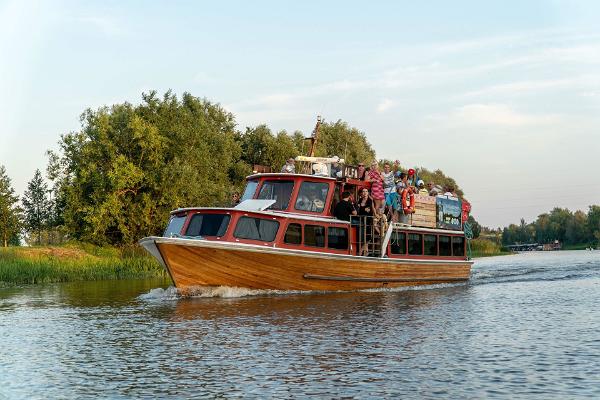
[330, 160, 342, 178]
[426, 182, 439, 196]
[366, 161, 385, 216]
[407, 168, 416, 187]
[357, 188, 374, 217]
[333, 191, 357, 221]
[443, 186, 458, 200]
[281, 158, 296, 173]
[357, 162, 366, 180]
[231, 192, 241, 206]
[382, 163, 398, 221]
[396, 172, 408, 192]
[417, 180, 429, 195]
[296, 189, 325, 212]
[357, 188, 374, 256]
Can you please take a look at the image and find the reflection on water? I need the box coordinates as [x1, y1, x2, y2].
[1, 251, 600, 398]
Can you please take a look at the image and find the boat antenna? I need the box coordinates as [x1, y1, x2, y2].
[307, 115, 322, 157]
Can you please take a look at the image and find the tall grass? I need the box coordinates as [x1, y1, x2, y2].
[470, 238, 511, 258]
[0, 243, 166, 285]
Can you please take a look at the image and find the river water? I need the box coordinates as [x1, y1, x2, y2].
[1, 250, 599, 399]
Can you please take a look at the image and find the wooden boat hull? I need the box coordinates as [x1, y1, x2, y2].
[140, 237, 472, 291]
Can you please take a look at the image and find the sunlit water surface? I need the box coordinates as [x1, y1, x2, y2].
[1, 251, 600, 399]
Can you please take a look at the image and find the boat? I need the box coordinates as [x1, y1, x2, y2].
[140, 119, 474, 292]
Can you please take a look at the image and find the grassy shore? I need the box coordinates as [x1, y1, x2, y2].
[0, 243, 166, 285]
[470, 238, 511, 258]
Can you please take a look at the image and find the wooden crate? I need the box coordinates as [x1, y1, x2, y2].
[411, 194, 436, 228]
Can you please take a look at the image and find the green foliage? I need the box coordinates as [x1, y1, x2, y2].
[49, 91, 242, 245]
[587, 205, 600, 245]
[0, 165, 22, 247]
[470, 238, 508, 257]
[315, 120, 376, 164]
[238, 125, 299, 172]
[467, 215, 481, 238]
[0, 244, 165, 284]
[22, 169, 51, 245]
[502, 206, 600, 247]
[416, 168, 464, 198]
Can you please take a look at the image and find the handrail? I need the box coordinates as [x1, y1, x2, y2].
[381, 222, 394, 258]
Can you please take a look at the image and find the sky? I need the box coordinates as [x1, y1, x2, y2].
[1, 0, 599, 228]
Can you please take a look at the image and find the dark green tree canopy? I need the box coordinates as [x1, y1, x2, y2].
[49, 91, 242, 245]
[0, 165, 22, 247]
[502, 206, 599, 247]
[315, 120, 376, 165]
[22, 169, 51, 245]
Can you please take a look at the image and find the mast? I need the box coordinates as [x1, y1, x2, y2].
[307, 115, 322, 157]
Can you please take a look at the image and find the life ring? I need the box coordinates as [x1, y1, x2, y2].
[401, 188, 415, 214]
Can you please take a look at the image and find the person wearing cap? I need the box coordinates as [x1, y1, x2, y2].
[417, 180, 428, 195]
[281, 158, 296, 173]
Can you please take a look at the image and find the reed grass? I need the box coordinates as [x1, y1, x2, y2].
[0, 243, 166, 285]
[470, 238, 511, 258]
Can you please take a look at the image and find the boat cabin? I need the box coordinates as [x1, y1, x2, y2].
[163, 172, 468, 261]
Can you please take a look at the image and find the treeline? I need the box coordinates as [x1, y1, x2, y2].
[0, 91, 473, 247]
[501, 207, 600, 247]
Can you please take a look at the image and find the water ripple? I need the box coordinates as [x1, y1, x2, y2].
[1, 251, 599, 398]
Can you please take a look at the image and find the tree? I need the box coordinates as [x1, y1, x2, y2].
[22, 169, 51, 245]
[315, 120, 376, 164]
[588, 205, 600, 246]
[0, 165, 22, 247]
[48, 91, 243, 245]
[466, 215, 481, 238]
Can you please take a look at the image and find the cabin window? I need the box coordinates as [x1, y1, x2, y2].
[164, 215, 186, 237]
[408, 233, 423, 255]
[284, 223, 302, 245]
[452, 236, 465, 257]
[186, 213, 231, 237]
[241, 180, 259, 201]
[295, 182, 330, 213]
[390, 231, 406, 254]
[439, 235, 452, 256]
[304, 225, 325, 247]
[257, 180, 294, 210]
[424, 234, 437, 256]
[328, 227, 348, 250]
[234, 217, 279, 242]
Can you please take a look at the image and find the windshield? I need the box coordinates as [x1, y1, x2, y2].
[257, 180, 294, 210]
[295, 181, 329, 213]
[241, 180, 259, 202]
[164, 215, 186, 237]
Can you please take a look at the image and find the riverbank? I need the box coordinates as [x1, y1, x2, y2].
[470, 238, 511, 258]
[0, 243, 166, 285]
